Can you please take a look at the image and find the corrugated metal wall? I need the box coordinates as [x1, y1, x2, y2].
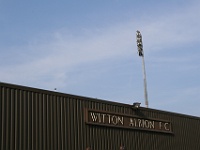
[0, 82, 200, 150]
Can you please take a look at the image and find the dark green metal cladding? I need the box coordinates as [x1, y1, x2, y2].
[0, 82, 200, 150]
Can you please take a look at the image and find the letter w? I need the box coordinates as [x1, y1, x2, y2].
[90, 113, 98, 122]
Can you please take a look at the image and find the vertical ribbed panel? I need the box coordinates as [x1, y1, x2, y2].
[0, 82, 200, 150]
[0, 86, 66, 150]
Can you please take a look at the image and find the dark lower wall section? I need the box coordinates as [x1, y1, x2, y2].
[0, 82, 200, 150]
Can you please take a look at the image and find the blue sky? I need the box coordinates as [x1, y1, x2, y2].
[0, 1, 200, 117]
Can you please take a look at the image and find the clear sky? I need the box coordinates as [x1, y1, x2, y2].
[0, 0, 200, 117]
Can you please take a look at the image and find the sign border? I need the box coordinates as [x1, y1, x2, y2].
[85, 108, 174, 134]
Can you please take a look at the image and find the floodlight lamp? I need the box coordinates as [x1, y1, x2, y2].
[133, 102, 141, 108]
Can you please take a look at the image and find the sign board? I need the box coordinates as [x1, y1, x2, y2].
[85, 109, 173, 134]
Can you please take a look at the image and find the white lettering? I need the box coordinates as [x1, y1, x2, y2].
[90, 113, 98, 122]
[159, 122, 162, 129]
[89, 111, 171, 133]
[107, 114, 111, 124]
[138, 119, 142, 127]
[118, 116, 124, 125]
[129, 118, 134, 126]
[111, 115, 118, 125]
[149, 121, 155, 129]
[134, 119, 137, 127]
[102, 114, 106, 123]
[164, 123, 170, 131]
[144, 120, 149, 128]
[98, 113, 101, 123]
